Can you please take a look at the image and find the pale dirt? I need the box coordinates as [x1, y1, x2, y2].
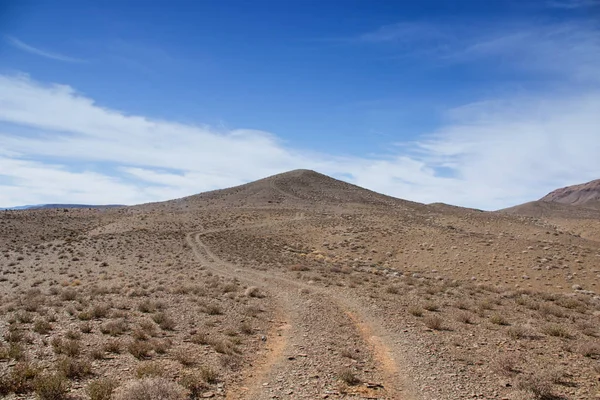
[1, 169, 600, 400]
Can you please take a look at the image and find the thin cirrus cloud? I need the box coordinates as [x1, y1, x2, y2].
[357, 21, 600, 83]
[5, 36, 87, 63]
[1, 72, 599, 211]
[547, 0, 600, 8]
[0, 20, 599, 210]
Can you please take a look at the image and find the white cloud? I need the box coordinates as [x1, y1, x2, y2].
[5, 36, 86, 63]
[1, 72, 599, 210]
[1, 20, 599, 210]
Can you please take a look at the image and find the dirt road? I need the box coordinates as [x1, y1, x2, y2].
[186, 217, 415, 399]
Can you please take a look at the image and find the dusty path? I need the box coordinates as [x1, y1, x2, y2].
[186, 216, 416, 400]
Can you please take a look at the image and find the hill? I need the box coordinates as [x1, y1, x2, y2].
[540, 178, 600, 207]
[143, 169, 427, 211]
[1, 169, 599, 400]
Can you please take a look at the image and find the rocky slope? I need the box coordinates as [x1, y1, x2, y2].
[540, 178, 600, 208]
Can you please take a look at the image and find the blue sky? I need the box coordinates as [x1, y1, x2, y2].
[0, 0, 599, 209]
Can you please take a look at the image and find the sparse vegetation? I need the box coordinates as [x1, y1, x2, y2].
[338, 368, 360, 385]
[113, 378, 186, 400]
[87, 378, 118, 400]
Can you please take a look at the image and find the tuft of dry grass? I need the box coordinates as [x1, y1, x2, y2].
[128, 340, 153, 360]
[456, 311, 473, 324]
[489, 314, 509, 326]
[6, 361, 40, 394]
[199, 366, 219, 384]
[542, 324, 573, 339]
[173, 347, 196, 367]
[57, 357, 92, 379]
[103, 339, 122, 354]
[338, 368, 360, 386]
[516, 375, 555, 400]
[178, 373, 209, 398]
[423, 315, 444, 330]
[493, 354, 519, 376]
[34, 373, 69, 400]
[33, 320, 52, 334]
[87, 378, 118, 400]
[408, 306, 423, 317]
[152, 312, 176, 330]
[578, 342, 600, 358]
[422, 302, 439, 312]
[136, 362, 165, 378]
[113, 378, 186, 400]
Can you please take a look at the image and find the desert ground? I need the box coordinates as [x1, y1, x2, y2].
[1, 170, 599, 400]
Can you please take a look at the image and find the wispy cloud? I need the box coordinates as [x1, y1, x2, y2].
[0, 72, 599, 210]
[357, 20, 600, 83]
[5, 36, 86, 63]
[547, 0, 600, 9]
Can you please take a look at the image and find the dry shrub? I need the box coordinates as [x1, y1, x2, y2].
[539, 303, 565, 319]
[138, 299, 157, 313]
[128, 340, 153, 360]
[456, 312, 473, 324]
[90, 347, 106, 360]
[516, 375, 555, 400]
[113, 378, 186, 400]
[220, 354, 242, 371]
[80, 322, 93, 334]
[104, 339, 122, 354]
[542, 324, 572, 339]
[211, 339, 237, 355]
[87, 378, 118, 400]
[52, 338, 80, 357]
[60, 289, 77, 301]
[7, 361, 40, 393]
[173, 347, 196, 366]
[100, 319, 128, 336]
[338, 368, 360, 386]
[408, 306, 423, 317]
[34, 373, 69, 400]
[385, 285, 401, 295]
[136, 362, 165, 378]
[57, 357, 92, 379]
[489, 314, 509, 326]
[493, 354, 519, 376]
[240, 322, 253, 335]
[423, 315, 444, 330]
[91, 304, 110, 319]
[244, 286, 263, 298]
[178, 373, 209, 398]
[65, 330, 81, 340]
[199, 366, 219, 384]
[191, 332, 209, 345]
[152, 312, 176, 330]
[151, 339, 171, 355]
[422, 302, 439, 312]
[578, 342, 600, 358]
[33, 320, 52, 334]
[205, 304, 222, 316]
[507, 325, 528, 340]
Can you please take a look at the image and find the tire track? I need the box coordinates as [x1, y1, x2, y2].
[186, 216, 413, 399]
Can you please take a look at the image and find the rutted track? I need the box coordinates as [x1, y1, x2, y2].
[186, 215, 415, 399]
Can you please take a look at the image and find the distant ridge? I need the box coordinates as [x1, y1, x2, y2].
[499, 178, 600, 219]
[540, 179, 600, 208]
[1, 204, 124, 211]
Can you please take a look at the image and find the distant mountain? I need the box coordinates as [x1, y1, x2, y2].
[1, 204, 124, 211]
[540, 179, 600, 208]
[498, 178, 600, 219]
